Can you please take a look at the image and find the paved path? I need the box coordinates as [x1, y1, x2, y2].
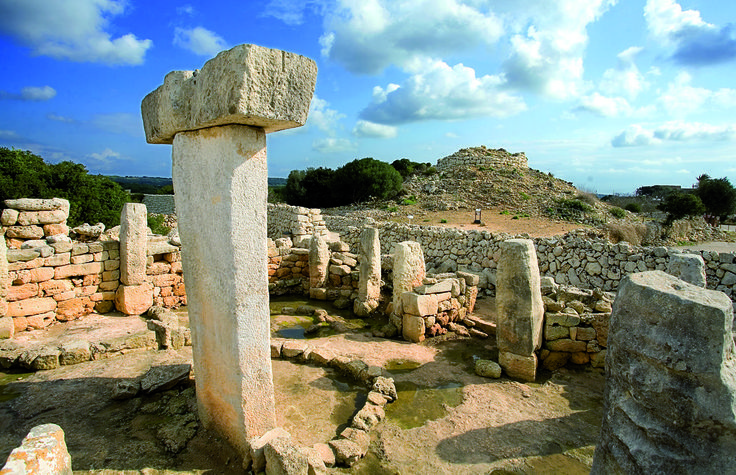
[675, 242, 736, 253]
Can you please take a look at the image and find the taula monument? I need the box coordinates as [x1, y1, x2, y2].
[141, 44, 317, 458]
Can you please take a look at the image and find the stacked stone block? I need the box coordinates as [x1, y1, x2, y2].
[436, 146, 528, 171]
[146, 238, 186, 308]
[398, 271, 480, 343]
[1, 198, 70, 246]
[267, 203, 328, 244]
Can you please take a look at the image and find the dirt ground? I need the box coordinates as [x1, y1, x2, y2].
[383, 206, 586, 238]
[0, 298, 605, 474]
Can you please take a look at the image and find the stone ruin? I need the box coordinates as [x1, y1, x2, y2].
[435, 145, 528, 171]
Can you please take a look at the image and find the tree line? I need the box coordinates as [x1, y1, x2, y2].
[642, 175, 736, 224]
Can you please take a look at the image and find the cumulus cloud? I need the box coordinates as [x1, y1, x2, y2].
[0, 86, 56, 101]
[307, 96, 345, 135]
[262, 0, 326, 26]
[173, 26, 228, 56]
[0, 0, 152, 65]
[47, 113, 76, 123]
[312, 137, 357, 153]
[645, 0, 736, 66]
[360, 60, 526, 125]
[352, 120, 398, 138]
[320, 0, 503, 75]
[599, 46, 649, 99]
[612, 121, 736, 147]
[658, 72, 736, 116]
[501, 0, 617, 100]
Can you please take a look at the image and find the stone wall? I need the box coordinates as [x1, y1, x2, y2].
[325, 217, 736, 301]
[267, 204, 328, 243]
[436, 146, 528, 171]
[2, 199, 185, 338]
[267, 237, 358, 306]
[142, 194, 176, 215]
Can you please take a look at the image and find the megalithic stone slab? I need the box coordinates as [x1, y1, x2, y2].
[172, 124, 275, 453]
[0, 228, 7, 319]
[119, 203, 148, 286]
[591, 271, 736, 474]
[496, 239, 544, 357]
[141, 44, 318, 144]
[358, 227, 381, 302]
[309, 234, 330, 289]
[392, 241, 426, 315]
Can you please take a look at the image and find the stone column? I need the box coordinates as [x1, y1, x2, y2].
[592, 271, 736, 474]
[308, 234, 330, 299]
[115, 203, 153, 315]
[392, 241, 425, 333]
[0, 228, 11, 339]
[354, 226, 381, 316]
[496, 239, 544, 382]
[141, 43, 316, 456]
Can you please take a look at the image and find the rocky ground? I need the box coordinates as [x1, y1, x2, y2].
[0, 299, 605, 474]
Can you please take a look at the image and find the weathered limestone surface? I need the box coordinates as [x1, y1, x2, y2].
[172, 124, 276, 453]
[0, 423, 72, 474]
[119, 203, 148, 286]
[0, 229, 7, 319]
[4, 198, 69, 213]
[355, 227, 381, 316]
[392, 241, 425, 315]
[496, 239, 544, 356]
[592, 271, 736, 474]
[114, 283, 153, 316]
[308, 234, 330, 290]
[666, 251, 706, 287]
[141, 44, 318, 144]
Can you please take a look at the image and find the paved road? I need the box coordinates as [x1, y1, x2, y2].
[676, 242, 736, 253]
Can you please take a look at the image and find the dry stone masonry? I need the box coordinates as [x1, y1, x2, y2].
[592, 271, 736, 473]
[141, 43, 317, 461]
[268, 203, 328, 246]
[435, 145, 528, 171]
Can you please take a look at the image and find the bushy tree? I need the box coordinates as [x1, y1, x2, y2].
[391, 158, 433, 179]
[657, 192, 705, 225]
[695, 174, 736, 219]
[0, 147, 128, 227]
[333, 157, 402, 205]
[282, 167, 337, 208]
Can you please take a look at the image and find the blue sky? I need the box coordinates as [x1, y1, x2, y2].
[0, 0, 735, 194]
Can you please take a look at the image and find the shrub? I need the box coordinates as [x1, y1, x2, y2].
[520, 191, 530, 200]
[575, 192, 598, 206]
[605, 223, 648, 245]
[559, 198, 592, 213]
[147, 214, 170, 236]
[440, 218, 448, 223]
[332, 158, 403, 205]
[696, 174, 736, 219]
[624, 203, 642, 213]
[657, 192, 705, 225]
[609, 207, 626, 219]
[402, 195, 417, 206]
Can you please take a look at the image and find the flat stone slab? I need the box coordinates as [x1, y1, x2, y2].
[141, 43, 317, 144]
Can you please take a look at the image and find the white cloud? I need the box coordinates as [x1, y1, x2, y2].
[360, 59, 526, 125]
[501, 0, 617, 100]
[307, 96, 345, 135]
[658, 72, 736, 116]
[599, 46, 648, 99]
[612, 121, 736, 147]
[0, 0, 152, 65]
[576, 93, 632, 117]
[0, 85, 56, 101]
[644, 0, 736, 65]
[352, 120, 398, 138]
[320, 0, 504, 74]
[47, 113, 76, 123]
[312, 137, 357, 153]
[173, 27, 228, 56]
[0, 130, 20, 139]
[176, 5, 195, 16]
[262, 0, 326, 26]
[87, 147, 125, 169]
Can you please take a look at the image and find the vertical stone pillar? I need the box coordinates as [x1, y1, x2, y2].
[115, 203, 153, 315]
[592, 271, 736, 474]
[0, 228, 11, 339]
[666, 252, 706, 287]
[354, 226, 381, 316]
[308, 234, 330, 299]
[141, 43, 316, 457]
[496, 239, 544, 382]
[392, 241, 425, 333]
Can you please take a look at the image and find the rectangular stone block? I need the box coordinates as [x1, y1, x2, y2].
[40, 280, 74, 296]
[45, 253, 71, 267]
[7, 297, 57, 317]
[5, 226, 44, 240]
[401, 292, 438, 317]
[71, 254, 93, 265]
[8, 283, 39, 301]
[54, 262, 103, 279]
[499, 351, 537, 382]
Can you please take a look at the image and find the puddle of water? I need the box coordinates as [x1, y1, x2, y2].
[0, 371, 33, 403]
[384, 359, 423, 374]
[384, 381, 464, 430]
[269, 295, 381, 338]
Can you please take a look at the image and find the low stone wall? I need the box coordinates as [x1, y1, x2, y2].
[142, 194, 176, 215]
[326, 217, 736, 301]
[267, 203, 328, 243]
[267, 238, 359, 306]
[436, 146, 528, 171]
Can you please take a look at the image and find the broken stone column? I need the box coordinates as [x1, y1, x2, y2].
[666, 251, 706, 287]
[115, 203, 153, 315]
[0, 228, 10, 339]
[496, 239, 544, 382]
[592, 271, 736, 474]
[354, 227, 381, 317]
[392, 241, 425, 336]
[141, 43, 316, 457]
[308, 234, 330, 299]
